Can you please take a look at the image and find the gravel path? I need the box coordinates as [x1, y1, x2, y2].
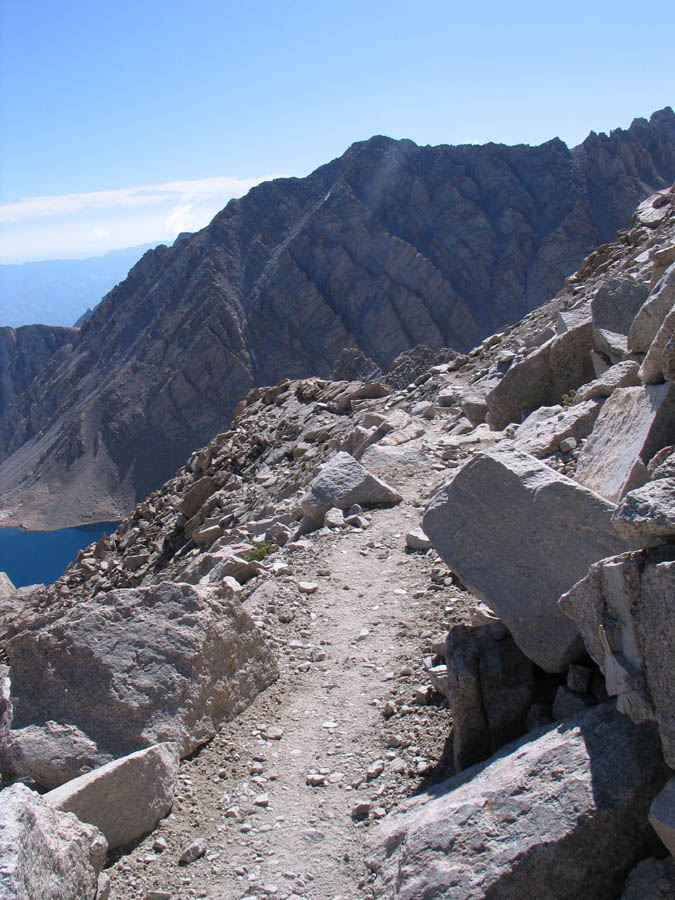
[107, 460, 476, 900]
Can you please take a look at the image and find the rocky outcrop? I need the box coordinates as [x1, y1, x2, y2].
[0, 783, 107, 900]
[2, 110, 675, 527]
[559, 546, 675, 767]
[422, 446, 634, 671]
[3, 582, 278, 781]
[367, 704, 668, 900]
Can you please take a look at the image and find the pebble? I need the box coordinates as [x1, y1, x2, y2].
[383, 701, 396, 718]
[306, 773, 327, 787]
[298, 581, 318, 594]
[179, 838, 207, 865]
[263, 726, 284, 741]
[254, 793, 270, 807]
[152, 837, 168, 853]
[366, 759, 385, 780]
[350, 801, 372, 820]
[146, 891, 172, 900]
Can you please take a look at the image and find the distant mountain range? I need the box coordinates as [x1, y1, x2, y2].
[0, 244, 159, 328]
[0, 108, 674, 528]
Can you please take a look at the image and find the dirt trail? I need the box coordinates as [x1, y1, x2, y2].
[107, 457, 475, 900]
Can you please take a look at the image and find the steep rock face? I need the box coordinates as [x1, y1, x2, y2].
[1, 109, 675, 527]
[0, 324, 77, 418]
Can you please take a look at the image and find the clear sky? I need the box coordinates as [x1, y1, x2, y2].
[1, 0, 673, 263]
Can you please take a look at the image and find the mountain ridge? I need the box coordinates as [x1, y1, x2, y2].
[1, 108, 674, 528]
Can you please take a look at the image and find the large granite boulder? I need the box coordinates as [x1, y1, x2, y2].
[628, 262, 675, 354]
[574, 359, 640, 402]
[513, 399, 603, 458]
[640, 304, 675, 384]
[575, 383, 675, 503]
[590, 277, 650, 340]
[423, 446, 634, 671]
[444, 622, 535, 771]
[4, 582, 278, 782]
[5, 721, 113, 790]
[559, 546, 675, 767]
[45, 742, 179, 851]
[485, 321, 596, 430]
[297, 451, 401, 532]
[611, 478, 675, 543]
[0, 783, 107, 900]
[367, 703, 668, 900]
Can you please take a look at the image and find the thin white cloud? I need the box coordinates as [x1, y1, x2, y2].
[0, 175, 280, 224]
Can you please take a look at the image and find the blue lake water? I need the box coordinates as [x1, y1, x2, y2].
[0, 522, 119, 589]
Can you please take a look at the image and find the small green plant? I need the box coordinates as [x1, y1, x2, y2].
[562, 390, 577, 407]
[244, 541, 276, 562]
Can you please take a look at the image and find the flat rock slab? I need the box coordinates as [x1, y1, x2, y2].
[590, 277, 650, 337]
[560, 546, 675, 768]
[0, 783, 107, 900]
[513, 400, 603, 458]
[45, 742, 179, 851]
[6, 582, 278, 771]
[423, 446, 634, 671]
[367, 703, 668, 900]
[575, 383, 675, 503]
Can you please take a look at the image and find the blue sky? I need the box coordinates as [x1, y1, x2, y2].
[1, 0, 673, 263]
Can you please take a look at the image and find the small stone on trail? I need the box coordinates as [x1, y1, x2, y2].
[367, 760, 385, 780]
[254, 793, 270, 807]
[264, 726, 284, 740]
[179, 838, 207, 865]
[298, 581, 318, 594]
[351, 801, 372, 820]
[153, 837, 168, 853]
[383, 701, 396, 718]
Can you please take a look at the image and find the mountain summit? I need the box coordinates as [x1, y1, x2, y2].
[1, 108, 674, 527]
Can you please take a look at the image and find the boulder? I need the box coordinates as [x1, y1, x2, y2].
[574, 360, 640, 402]
[640, 304, 675, 384]
[45, 742, 179, 851]
[664, 330, 675, 382]
[297, 452, 401, 532]
[575, 383, 675, 503]
[423, 446, 634, 672]
[648, 777, 675, 856]
[367, 704, 668, 900]
[559, 546, 675, 767]
[513, 400, 603, 458]
[0, 571, 15, 600]
[444, 623, 535, 770]
[650, 447, 675, 478]
[5, 582, 278, 773]
[594, 328, 628, 365]
[0, 783, 107, 900]
[628, 262, 675, 354]
[178, 476, 217, 518]
[4, 721, 113, 790]
[485, 320, 596, 430]
[620, 857, 675, 900]
[590, 277, 649, 338]
[612, 478, 675, 542]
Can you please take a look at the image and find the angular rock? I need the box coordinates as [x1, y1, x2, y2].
[486, 321, 596, 430]
[620, 857, 675, 900]
[612, 478, 675, 542]
[4, 721, 113, 790]
[368, 704, 668, 900]
[45, 742, 179, 851]
[649, 777, 675, 856]
[298, 452, 401, 532]
[590, 277, 650, 338]
[552, 685, 596, 720]
[405, 528, 431, 552]
[640, 304, 675, 384]
[628, 262, 675, 353]
[559, 546, 675, 766]
[513, 400, 603, 458]
[664, 330, 675, 382]
[6, 582, 278, 769]
[594, 328, 628, 365]
[0, 783, 107, 900]
[423, 446, 634, 671]
[651, 448, 675, 479]
[444, 623, 535, 770]
[575, 383, 675, 503]
[574, 360, 640, 402]
[0, 571, 15, 600]
[178, 476, 217, 518]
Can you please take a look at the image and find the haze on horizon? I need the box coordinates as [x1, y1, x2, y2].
[1, 0, 673, 264]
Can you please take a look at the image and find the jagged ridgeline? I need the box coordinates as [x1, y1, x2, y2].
[1, 108, 674, 527]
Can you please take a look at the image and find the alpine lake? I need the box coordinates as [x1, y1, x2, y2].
[0, 522, 119, 589]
